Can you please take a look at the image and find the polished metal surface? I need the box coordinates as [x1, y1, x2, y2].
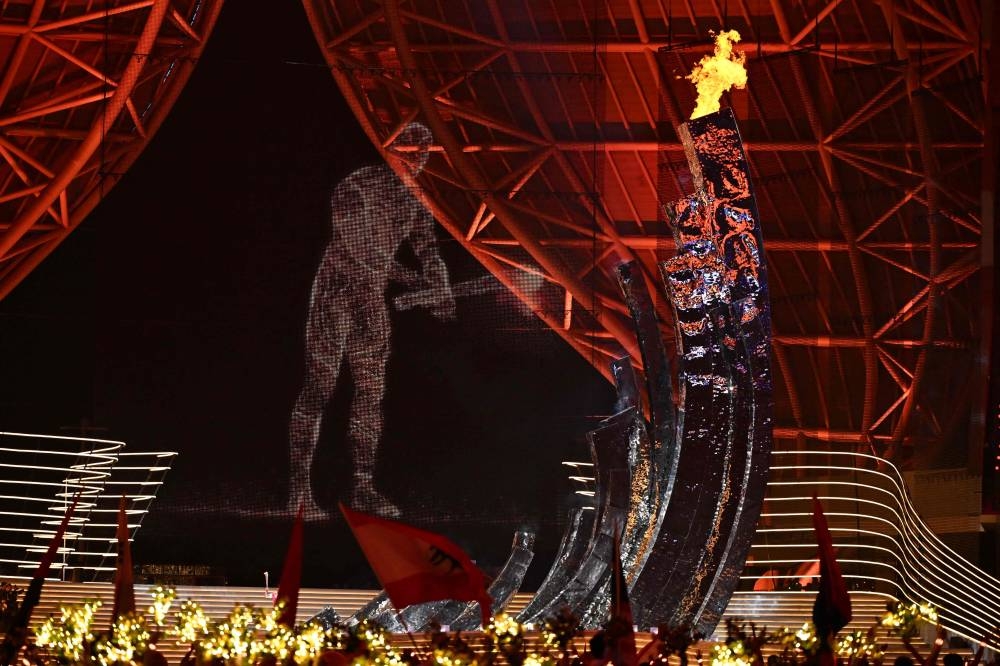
[682, 110, 773, 633]
[557, 413, 635, 615]
[450, 531, 535, 630]
[614, 266, 678, 582]
[362, 531, 535, 631]
[517, 508, 594, 625]
[626, 109, 772, 633]
[348, 591, 396, 628]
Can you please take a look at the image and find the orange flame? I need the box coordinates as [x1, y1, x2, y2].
[686, 30, 747, 119]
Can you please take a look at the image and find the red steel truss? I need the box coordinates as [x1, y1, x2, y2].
[0, 0, 224, 301]
[0, 1, 986, 472]
[303, 0, 991, 469]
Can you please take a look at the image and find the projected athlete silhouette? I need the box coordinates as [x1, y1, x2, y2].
[289, 123, 454, 519]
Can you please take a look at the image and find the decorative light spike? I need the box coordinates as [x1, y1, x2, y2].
[836, 630, 885, 661]
[94, 612, 152, 666]
[486, 613, 526, 664]
[173, 599, 210, 644]
[34, 599, 101, 663]
[709, 643, 753, 666]
[880, 601, 938, 638]
[147, 585, 176, 627]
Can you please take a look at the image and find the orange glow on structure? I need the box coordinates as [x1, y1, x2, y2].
[687, 30, 747, 119]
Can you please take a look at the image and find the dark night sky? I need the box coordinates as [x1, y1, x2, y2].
[0, 2, 614, 586]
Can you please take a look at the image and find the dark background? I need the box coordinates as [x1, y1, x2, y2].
[0, 2, 615, 587]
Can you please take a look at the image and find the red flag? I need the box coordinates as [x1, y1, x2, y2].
[811, 495, 852, 636]
[35, 495, 79, 579]
[339, 503, 492, 628]
[609, 530, 637, 666]
[753, 570, 778, 592]
[112, 496, 135, 621]
[2, 496, 79, 662]
[275, 504, 305, 626]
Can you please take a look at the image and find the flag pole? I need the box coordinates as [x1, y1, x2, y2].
[1, 493, 80, 666]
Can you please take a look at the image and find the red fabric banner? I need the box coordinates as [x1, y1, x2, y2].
[35, 495, 78, 579]
[609, 530, 637, 666]
[112, 495, 136, 621]
[1, 495, 80, 662]
[275, 504, 305, 626]
[339, 503, 492, 628]
[811, 494, 852, 636]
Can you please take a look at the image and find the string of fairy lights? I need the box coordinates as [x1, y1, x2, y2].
[28, 585, 944, 666]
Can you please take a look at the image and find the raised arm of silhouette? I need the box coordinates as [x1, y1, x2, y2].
[287, 122, 454, 520]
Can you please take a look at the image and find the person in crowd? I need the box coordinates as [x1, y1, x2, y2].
[944, 654, 965, 666]
[583, 631, 610, 666]
[900, 625, 947, 666]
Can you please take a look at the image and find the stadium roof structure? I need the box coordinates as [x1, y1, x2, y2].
[302, 0, 994, 470]
[0, 0, 223, 301]
[0, 1, 992, 474]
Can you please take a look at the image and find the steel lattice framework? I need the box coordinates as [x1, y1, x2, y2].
[0, 0, 224, 301]
[303, 0, 991, 469]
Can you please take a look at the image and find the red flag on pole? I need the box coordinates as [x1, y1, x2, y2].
[112, 495, 135, 621]
[2, 496, 79, 664]
[811, 495, 852, 636]
[339, 503, 492, 628]
[35, 495, 79, 579]
[275, 504, 305, 626]
[608, 529, 638, 666]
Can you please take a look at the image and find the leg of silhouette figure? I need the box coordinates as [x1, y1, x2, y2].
[288, 299, 350, 518]
[345, 303, 399, 518]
